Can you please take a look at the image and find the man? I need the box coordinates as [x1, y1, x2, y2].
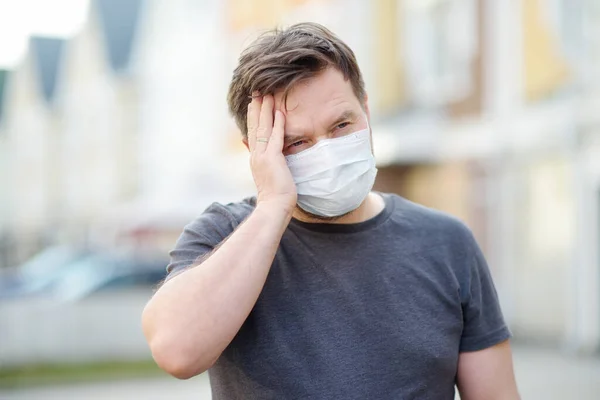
[142, 22, 520, 399]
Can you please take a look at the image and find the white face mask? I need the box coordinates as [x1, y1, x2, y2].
[285, 124, 378, 217]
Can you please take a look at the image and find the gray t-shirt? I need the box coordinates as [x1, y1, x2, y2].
[167, 193, 511, 400]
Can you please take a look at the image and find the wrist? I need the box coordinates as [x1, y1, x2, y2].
[255, 200, 295, 221]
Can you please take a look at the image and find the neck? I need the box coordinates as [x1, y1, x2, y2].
[292, 192, 385, 224]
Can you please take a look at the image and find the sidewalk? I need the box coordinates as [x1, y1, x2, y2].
[1, 345, 599, 399]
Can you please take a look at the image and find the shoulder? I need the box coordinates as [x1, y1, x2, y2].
[384, 194, 487, 293]
[386, 193, 472, 235]
[183, 196, 256, 238]
[207, 196, 257, 224]
[385, 193, 476, 252]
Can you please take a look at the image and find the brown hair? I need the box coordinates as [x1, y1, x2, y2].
[227, 22, 366, 137]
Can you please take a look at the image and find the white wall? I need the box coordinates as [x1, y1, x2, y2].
[135, 0, 237, 199]
[58, 12, 123, 230]
[3, 58, 52, 261]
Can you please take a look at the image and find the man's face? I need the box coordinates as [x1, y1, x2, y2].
[273, 67, 369, 157]
[265, 67, 370, 221]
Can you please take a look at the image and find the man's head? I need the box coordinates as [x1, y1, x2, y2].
[227, 22, 368, 141]
[228, 22, 377, 222]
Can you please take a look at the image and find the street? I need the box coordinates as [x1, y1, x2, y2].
[1, 345, 599, 399]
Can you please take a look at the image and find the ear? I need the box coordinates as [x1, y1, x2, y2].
[242, 137, 250, 151]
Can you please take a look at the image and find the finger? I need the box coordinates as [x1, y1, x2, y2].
[247, 94, 262, 152]
[256, 95, 274, 153]
[268, 109, 285, 153]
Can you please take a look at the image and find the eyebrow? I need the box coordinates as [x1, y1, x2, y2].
[283, 110, 359, 145]
[328, 110, 359, 130]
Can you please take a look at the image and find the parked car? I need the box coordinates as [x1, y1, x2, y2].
[0, 246, 85, 298]
[0, 247, 167, 301]
[50, 253, 167, 301]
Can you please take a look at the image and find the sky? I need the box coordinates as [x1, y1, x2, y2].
[0, 0, 90, 68]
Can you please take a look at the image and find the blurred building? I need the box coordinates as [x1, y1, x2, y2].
[0, 0, 599, 355]
[0, 68, 9, 268]
[58, 0, 142, 241]
[368, 0, 599, 353]
[2, 37, 65, 265]
[134, 0, 256, 201]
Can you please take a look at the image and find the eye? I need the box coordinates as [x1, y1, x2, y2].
[335, 122, 351, 130]
[284, 139, 309, 155]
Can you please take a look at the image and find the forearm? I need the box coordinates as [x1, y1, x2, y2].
[142, 202, 291, 378]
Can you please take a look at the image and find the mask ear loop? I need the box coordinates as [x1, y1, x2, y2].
[364, 113, 375, 154]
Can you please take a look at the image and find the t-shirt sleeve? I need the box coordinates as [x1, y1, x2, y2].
[459, 235, 512, 352]
[165, 203, 237, 280]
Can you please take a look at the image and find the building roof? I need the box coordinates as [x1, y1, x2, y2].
[0, 69, 7, 123]
[95, 0, 145, 73]
[29, 36, 66, 103]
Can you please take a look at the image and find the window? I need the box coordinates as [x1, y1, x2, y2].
[403, 0, 479, 108]
[521, 0, 583, 100]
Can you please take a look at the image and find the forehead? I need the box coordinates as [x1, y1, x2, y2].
[274, 68, 362, 126]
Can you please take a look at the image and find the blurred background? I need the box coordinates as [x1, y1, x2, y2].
[0, 0, 599, 398]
